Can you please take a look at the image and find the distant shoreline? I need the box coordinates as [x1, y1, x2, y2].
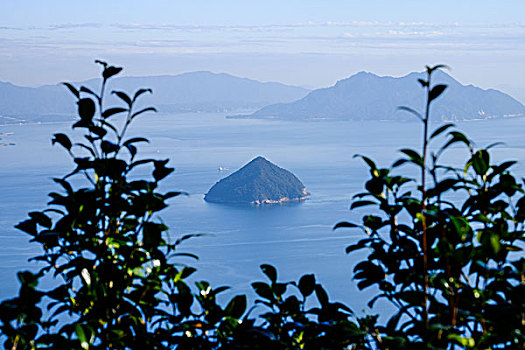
[0, 120, 70, 128]
[251, 195, 309, 206]
[2, 114, 525, 128]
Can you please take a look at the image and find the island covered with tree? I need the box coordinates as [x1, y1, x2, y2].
[204, 156, 308, 205]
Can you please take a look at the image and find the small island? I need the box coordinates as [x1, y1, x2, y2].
[204, 156, 308, 205]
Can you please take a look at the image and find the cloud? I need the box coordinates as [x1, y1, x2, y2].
[44, 23, 103, 30]
[0, 23, 104, 31]
[111, 21, 453, 33]
[1, 20, 524, 33]
[0, 19, 523, 58]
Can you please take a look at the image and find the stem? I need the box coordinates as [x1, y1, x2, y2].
[117, 107, 134, 149]
[421, 70, 431, 331]
[98, 79, 108, 235]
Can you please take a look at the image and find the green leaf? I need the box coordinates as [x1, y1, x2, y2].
[426, 178, 458, 198]
[75, 324, 89, 350]
[133, 88, 153, 102]
[153, 159, 174, 182]
[17, 271, 40, 290]
[89, 125, 106, 138]
[112, 90, 132, 107]
[429, 84, 447, 103]
[450, 216, 471, 237]
[29, 212, 52, 229]
[392, 158, 409, 168]
[252, 282, 273, 301]
[363, 215, 385, 230]
[441, 131, 471, 151]
[77, 98, 96, 122]
[333, 221, 358, 230]
[426, 64, 450, 74]
[260, 264, 277, 283]
[102, 66, 122, 80]
[143, 222, 163, 248]
[417, 78, 428, 87]
[345, 240, 370, 254]
[397, 106, 423, 121]
[102, 107, 127, 119]
[490, 234, 501, 254]
[52, 133, 72, 151]
[53, 177, 73, 194]
[315, 284, 329, 306]
[163, 191, 188, 199]
[123, 137, 149, 146]
[79, 86, 99, 100]
[98, 119, 119, 136]
[394, 290, 425, 305]
[350, 200, 376, 209]
[400, 148, 423, 166]
[62, 82, 79, 99]
[447, 334, 475, 347]
[15, 219, 37, 236]
[430, 123, 455, 140]
[486, 141, 505, 149]
[354, 154, 377, 171]
[298, 274, 315, 297]
[125, 144, 137, 158]
[471, 149, 490, 176]
[490, 161, 517, 178]
[101, 140, 119, 154]
[225, 295, 247, 319]
[353, 261, 385, 290]
[131, 106, 157, 120]
[365, 178, 383, 195]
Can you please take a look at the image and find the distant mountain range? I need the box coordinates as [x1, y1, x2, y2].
[232, 70, 525, 121]
[0, 72, 309, 124]
[2, 69, 524, 125]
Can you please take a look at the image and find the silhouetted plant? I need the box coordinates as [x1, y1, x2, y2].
[0, 61, 247, 349]
[0, 60, 197, 349]
[9, 59, 517, 350]
[239, 264, 368, 349]
[336, 65, 525, 349]
[0, 61, 366, 349]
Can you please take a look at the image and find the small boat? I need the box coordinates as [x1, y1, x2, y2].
[218, 167, 229, 172]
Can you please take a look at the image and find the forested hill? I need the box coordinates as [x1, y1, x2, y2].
[0, 72, 309, 124]
[204, 156, 308, 205]
[234, 70, 525, 121]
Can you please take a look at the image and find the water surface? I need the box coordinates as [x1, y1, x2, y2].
[1, 113, 524, 316]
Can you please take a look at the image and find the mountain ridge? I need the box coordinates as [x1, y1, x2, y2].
[231, 70, 525, 121]
[0, 71, 310, 124]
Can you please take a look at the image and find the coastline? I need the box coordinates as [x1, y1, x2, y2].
[251, 188, 309, 205]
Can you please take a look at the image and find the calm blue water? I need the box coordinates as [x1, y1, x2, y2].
[1, 113, 525, 316]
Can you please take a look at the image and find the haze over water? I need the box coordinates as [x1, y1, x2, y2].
[2, 113, 525, 315]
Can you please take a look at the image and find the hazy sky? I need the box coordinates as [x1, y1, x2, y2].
[1, 1, 524, 101]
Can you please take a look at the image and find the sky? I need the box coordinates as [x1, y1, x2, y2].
[1, 0, 524, 101]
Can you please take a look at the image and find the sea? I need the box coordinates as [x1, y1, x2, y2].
[1, 112, 525, 317]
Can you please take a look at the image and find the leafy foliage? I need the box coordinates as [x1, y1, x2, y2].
[4, 60, 522, 349]
[0, 61, 365, 349]
[336, 65, 525, 349]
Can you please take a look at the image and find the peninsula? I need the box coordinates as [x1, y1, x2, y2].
[204, 156, 308, 205]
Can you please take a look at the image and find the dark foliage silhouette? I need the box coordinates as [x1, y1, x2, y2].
[0, 61, 366, 349]
[2, 61, 524, 349]
[336, 65, 525, 349]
